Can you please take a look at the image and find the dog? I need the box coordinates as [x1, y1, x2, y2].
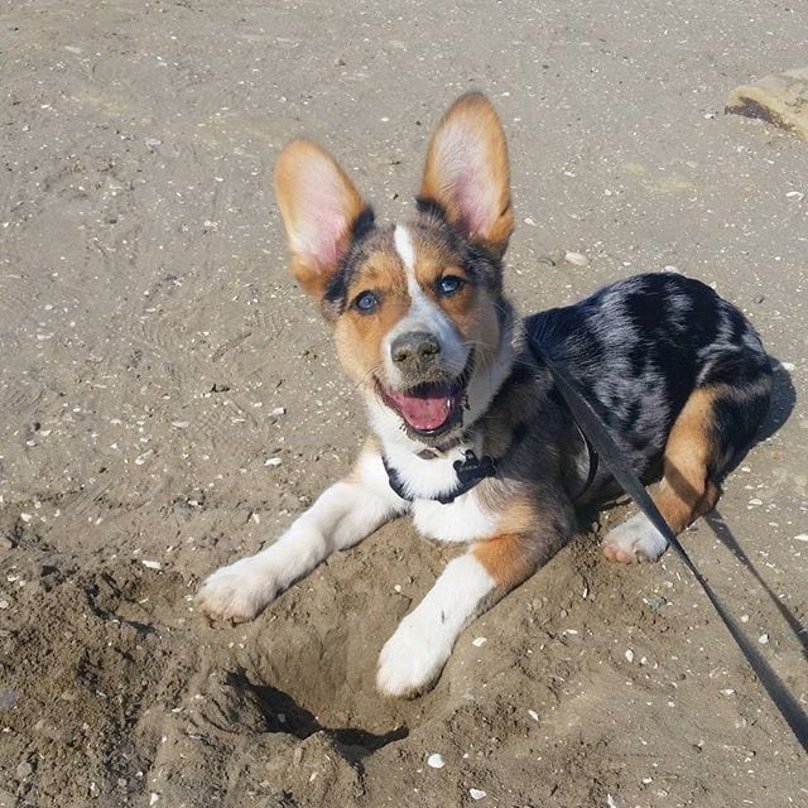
[195, 93, 772, 698]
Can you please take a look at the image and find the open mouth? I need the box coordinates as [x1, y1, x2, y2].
[379, 354, 474, 436]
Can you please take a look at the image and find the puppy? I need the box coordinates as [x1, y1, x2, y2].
[196, 93, 772, 697]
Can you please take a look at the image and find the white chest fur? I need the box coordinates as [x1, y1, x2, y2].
[411, 490, 499, 543]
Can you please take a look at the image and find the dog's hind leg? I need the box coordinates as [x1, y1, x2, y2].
[603, 372, 771, 563]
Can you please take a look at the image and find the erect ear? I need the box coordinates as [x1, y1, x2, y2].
[274, 139, 370, 299]
[420, 93, 513, 258]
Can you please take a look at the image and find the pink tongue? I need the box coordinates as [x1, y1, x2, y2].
[388, 387, 454, 431]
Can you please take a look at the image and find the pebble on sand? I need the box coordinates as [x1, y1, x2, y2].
[426, 753, 445, 769]
[472, 636, 487, 647]
[16, 761, 33, 780]
[469, 788, 487, 800]
[564, 251, 589, 267]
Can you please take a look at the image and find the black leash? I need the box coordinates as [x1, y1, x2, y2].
[531, 341, 808, 753]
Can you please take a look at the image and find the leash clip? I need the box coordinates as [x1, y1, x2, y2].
[453, 449, 497, 485]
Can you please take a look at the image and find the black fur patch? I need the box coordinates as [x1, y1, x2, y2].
[351, 205, 376, 240]
[415, 196, 448, 221]
[711, 387, 771, 473]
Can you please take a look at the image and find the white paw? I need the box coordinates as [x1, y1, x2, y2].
[195, 555, 280, 623]
[376, 609, 453, 698]
[603, 512, 668, 563]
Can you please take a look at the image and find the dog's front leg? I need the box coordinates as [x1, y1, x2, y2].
[195, 450, 407, 623]
[377, 528, 562, 698]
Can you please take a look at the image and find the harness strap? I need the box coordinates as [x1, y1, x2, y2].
[382, 449, 498, 505]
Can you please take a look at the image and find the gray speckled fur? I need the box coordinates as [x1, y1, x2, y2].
[512, 272, 772, 504]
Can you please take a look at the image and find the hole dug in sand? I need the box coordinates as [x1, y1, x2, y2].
[164, 616, 415, 805]
[226, 670, 409, 762]
[224, 615, 412, 754]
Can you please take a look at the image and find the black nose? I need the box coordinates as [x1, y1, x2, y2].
[391, 331, 441, 368]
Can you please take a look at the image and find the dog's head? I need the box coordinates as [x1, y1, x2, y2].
[274, 93, 516, 445]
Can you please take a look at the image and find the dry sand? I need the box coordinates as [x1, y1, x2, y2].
[1, 2, 806, 806]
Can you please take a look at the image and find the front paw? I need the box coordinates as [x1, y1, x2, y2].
[376, 611, 453, 698]
[195, 555, 279, 623]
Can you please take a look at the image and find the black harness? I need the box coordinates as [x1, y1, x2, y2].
[382, 449, 498, 505]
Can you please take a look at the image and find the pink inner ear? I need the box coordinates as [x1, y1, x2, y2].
[435, 127, 497, 239]
[291, 162, 353, 271]
[453, 172, 495, 239]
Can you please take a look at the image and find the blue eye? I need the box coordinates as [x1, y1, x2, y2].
[437, 275, 464, 296]
[354, 291, 379, 313]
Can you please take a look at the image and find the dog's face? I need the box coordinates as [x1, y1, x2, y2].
[274, 94, 516, 444]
